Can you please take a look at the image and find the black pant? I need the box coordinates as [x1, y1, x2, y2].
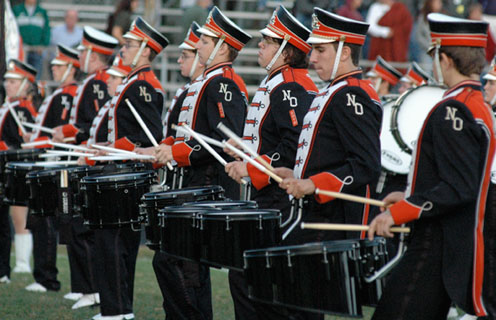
[28, 215, 60, 291]
[372, 221, 452, 320]
[94, 227, 141, 316]
[66, 218, 98, 294]
[0, 204, 11, 278]
[152, 251, 212, 320]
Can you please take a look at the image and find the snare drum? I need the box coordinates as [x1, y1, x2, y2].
[391, 85, 446, 154]
[4, 162, 67, 206]
[199, 209, 281, 271]
[80, 170, 156, 229]
[244, 240, 362, 316]
[183, 200, 258, 209]
[140, 186, 225, 250]
[380, 99, 411, 175]
[0, 149, 44, 195]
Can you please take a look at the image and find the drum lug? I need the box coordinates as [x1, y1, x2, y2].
[286, 250, 292, 267]
[265, 251, 271, 268]
[258, 215, 263, 230]
[199, 215, 204, 230]
[226, 216, 231, 231]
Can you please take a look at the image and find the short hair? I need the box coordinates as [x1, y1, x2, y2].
[148, 47, 157, 61]
[94, 52, 113, 65]
[332, 42, 362, 66]
[439, 46, 486, 76]
[212, 37, 238, 62]
[270, 37, 309, 69]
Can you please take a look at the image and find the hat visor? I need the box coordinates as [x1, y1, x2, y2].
[197, 26, 218, 38]
[123, 32, 142, 41]
[483, 73, 496, 81]
[51, 58, 68, 66]
[4, 71, 23, 79]
[179, 42, 196, 50]
[400, 75, 412, 83]
[307, 35, 337, 44]
[106, 68, 126, 78]
[260, 28, 283, 39]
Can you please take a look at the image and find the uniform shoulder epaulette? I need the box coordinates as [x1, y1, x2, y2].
[453, 86, 492, 121]
[62, 83, 78, 96]
[137, 70, 163, 91]
[19, 99, 37, 117]
[345, 77, 380, 103]
[94, 69, 110, 82]
[281, 67, 318, 93]
[221, 66, 248, 99]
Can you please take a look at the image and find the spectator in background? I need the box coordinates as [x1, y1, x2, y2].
[337, 0, 364, 21]
[411, 0, 443, 69]
[106, 0, 139, 45]
[468, 3, 495, 62]
[50, 10, 83, 48]
[444, 0, 477, 17]
[292, 0, 333, 29]
[13, 0, 51, 79]
[180, 0, 212, 41]
[480, 0, 496, 14]
[367, 0, 413, 62]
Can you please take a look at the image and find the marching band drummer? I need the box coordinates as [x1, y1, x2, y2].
[136, 21, 209, 319]
[223, 5, 318, 319]
[153, 6, 251, 320]
[397, 61, 431, 94]
[365, 55, 402, 98]
[24, 44, 80, 144]
[91, 17, 168, 320]
[52, 26, 118, 145]
[368, 13, 495, 320]
[0, 60, 38, 284]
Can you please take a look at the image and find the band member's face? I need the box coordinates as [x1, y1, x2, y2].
[258, 36, 281, 69]
[398, 81, 412, 95]
[106, 75, 124, 97]
[178, 49, 196, 78]
[51, 64, 68, 83]
[310, 43, 336, 81]
[4, 78, 23, 98]
[484, 79, 496, 104]
[121, 39, 142, 66]
[196, 35, 215, 66]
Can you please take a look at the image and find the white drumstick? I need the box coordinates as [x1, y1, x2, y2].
[125, 99, 173, 170]
[300, 222, 410, 233]
[35, 160, 79, 166]
[7, 103, 27, 135]
[181, 124, 247, 185]
[217, 122, 275, 171]
[172, 124, 224, 148]
[21, 140, 52, 148]
[22, 122, 55, 134]
[90, 154, 154, 161]
[108, 152, 155, 160]
[50, 142, 97, 153]
[42, 150, 90, 157]
[91, 144, 137, 155]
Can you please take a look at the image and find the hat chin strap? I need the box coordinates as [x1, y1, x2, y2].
[434, 44, 444, 85]
[83, 47, 92, 73]
[265, 35, 289, 72]
[60, 64, 73, 84]
[330, 38, 344, 81]
[374, 77, 382, 93]
[14, 78, 28, 98]
[131, 39, 148, 68]
[206, 35, 225, 67]
[490, 93, 496, 107]
[189, 53, 200, 79]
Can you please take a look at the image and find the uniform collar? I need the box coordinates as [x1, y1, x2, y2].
[267, 64, 290, 81]
[329, 69, 362, 87]
[444, 80, 481, 97]
[128, 64, 151, 79]
[204, 62, 232, 76]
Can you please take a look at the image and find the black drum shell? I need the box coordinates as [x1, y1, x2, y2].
[199, 209, 281, 271]
[0, 149, 45, 195]
[243, 240, 362, 317]
[80, 170, 156, 229]
[140, 185, 225, 250]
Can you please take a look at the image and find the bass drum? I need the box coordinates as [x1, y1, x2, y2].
[380, 96, 411, 175]
[391, 85, 446, 154]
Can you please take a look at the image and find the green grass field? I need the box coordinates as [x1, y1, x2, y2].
[0, 246, 374, 319]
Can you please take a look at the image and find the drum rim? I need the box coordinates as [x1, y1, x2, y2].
[243, 239, 359, 257]
[80, 170, 156, 184]
[158, 205, 219, 213]
[390, 84, 446, 154]
[182, 200, 258, 208]
[26, 165, 80, 178]
[141, 185, 224, 200]
[5, 161, 71, 169]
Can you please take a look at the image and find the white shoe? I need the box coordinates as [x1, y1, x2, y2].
[458, 314, 477, 320]
[64, 292, 83, 301]
[13, 233, 32, 273]
[25, 282, 47, 292]
[447, 307, 459, 318]
[91, 313, 102, 320]
[72, 293, 100, 309]
[0, 275, 10, 284]
[91, 313, 134, 320]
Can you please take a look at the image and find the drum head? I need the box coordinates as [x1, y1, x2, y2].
[6, 161, 69, 171]
[199, 209, 281, 220]
[391, 85, 446, 154]
[159, 205, 218, 218]
[81, 170, 156, 185]
[183, 200, 258, 209]
[380, 99, 411, 174]
[244, 240, 359, 258]
[142, 185, 224, 201]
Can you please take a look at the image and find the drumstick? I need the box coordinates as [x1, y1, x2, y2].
[35, 160, 79, 166]
[41, 150, 91, 157]
[21, 122, 55, 134]
[300, 222, 410, 233]
[7, 103, 27, 135]
[181, 124, 247, 185]
[21, 140, 52, 148]
[217, 122, 275, 171]
[89, 154, 155, 161]
[50, 142, 97, 153]
[315, 188, 387, 207]
[124, 99, 173, 170]
[90, 144, 138, 155]
[108, 152, 155, 160]
[63, 137, 76, 143]
[172, 124, 224, 148]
